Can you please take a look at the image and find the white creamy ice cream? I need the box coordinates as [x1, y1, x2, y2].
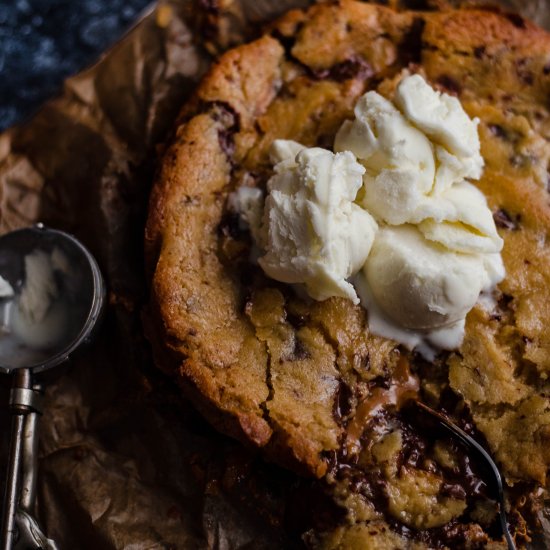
[335, 90, 436, 226]
[362, 225, 504, 330]
[394, 74, 483, 194]
[0, 275, 14, 298]
[334, 73, 504, 350]
[11, 249, 70, 349]
[231, 139, 378, 304]
[231, 74, 504, 356]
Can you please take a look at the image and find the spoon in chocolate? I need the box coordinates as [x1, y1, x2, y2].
[414, 401, 516, 550]
[0, 224, 105, 550]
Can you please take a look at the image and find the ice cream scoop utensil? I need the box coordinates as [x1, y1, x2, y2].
[0, 224, 105, 550]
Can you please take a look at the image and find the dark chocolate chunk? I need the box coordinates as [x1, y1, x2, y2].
[296, 55, 374, 82]
[270, 28, 298, 57]
[292, 337, 311, 361]
[205, 101, 241, 160]
[474, 46, 486, 59]
[441, 482, 467, 500]
[488, 123, 508, 139]
[498, 293, 514, 309]
[333, 381, 353, 423]
[488, 123, 522, 144]
[329, 57, 374, 82]
[399, 18, 425, 65]
[516, 60, 534, 85]
[398, 0, 437, 10]
[493, 208, 519, 230]
[399, 424, 427, 469]
[283, 335, 311, 362]
[505, 12, 526, 29]
[436, 75, 461, 95]
[218, 212, 243, 239]
[286, 310, 309, 329]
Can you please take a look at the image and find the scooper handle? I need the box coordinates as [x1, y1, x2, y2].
[1, 369, 33, 550]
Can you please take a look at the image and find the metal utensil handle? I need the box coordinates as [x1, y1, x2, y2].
[19, 386, 43, 513]
[1, 369, 32, 550]
[415, 401, 516, 550]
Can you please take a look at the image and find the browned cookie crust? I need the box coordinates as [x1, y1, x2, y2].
[145, 2, 550, 547]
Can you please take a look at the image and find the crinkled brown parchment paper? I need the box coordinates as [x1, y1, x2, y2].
[0, 1, 549, 548]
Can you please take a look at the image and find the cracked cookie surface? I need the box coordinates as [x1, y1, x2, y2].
[145, 2, 550, 547]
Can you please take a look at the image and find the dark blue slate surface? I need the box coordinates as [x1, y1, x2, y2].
[0, 0, 152, 131]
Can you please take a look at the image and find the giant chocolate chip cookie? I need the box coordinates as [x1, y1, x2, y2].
[145, 2, 550, 547]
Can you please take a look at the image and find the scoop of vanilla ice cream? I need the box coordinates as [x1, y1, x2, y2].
[416, 181, 502, 254]
[363, 225, 503, 331]
[394, 74, 483, 193]
[334, 73, 504, 352]
[336, 74, 487, 229]
[229, 140, 308, 247]
[257, 141, 377, 304]
[269, 139, 305, 165]
[335, 91, 435, 225]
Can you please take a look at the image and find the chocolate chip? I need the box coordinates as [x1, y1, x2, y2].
[399, 18, 425, 65]
[436, 75, 461, 95]
[516, 60, 534, 85]
[493, 208, 519, 230]
[488, 123, 507, 139]
[454, 452, 487, 498]
[399, 426, 427, 468]
[369, 375, 391, 390]
[218, 127, 237, 158]
[286, 310, 309, 329]
[498, 293, 514, 309]
[399, 0, 437, 10]
[488, 123, 522, 144]
[352, 351, 370, 372]
[329, 57, 373, 81]
[316, 134, 334, 149]
[293, 337, 311, 360]
[218, 212, 243, 239]
[309, 55, 373, 82]
[441, 482, 467, 500]
[333, 381, 353, 422]
[270, 29, 298, 57]
[474, 46, 485, 59]
[544, 63, 550, 75]
[207, 101, 241, 160]
[506, 12, 526, 29]
[283, 335, 311, 362]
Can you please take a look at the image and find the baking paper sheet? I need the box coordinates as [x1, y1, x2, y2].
[0, 0, 548, 548]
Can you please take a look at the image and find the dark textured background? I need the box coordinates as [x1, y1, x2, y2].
[0, 0, 152, 131]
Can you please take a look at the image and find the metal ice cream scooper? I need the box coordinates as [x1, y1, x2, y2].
[0, 224, 106, 550]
